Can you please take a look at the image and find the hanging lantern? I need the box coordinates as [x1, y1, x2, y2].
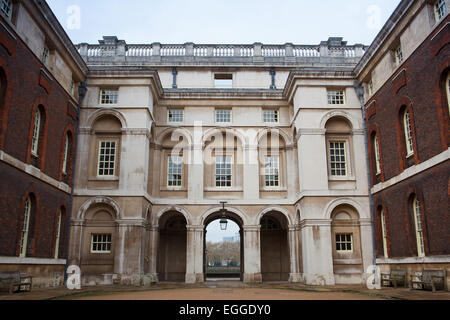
[219, 201, 228, 231]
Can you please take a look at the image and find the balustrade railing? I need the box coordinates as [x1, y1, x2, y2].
[77, 37, 367, 62]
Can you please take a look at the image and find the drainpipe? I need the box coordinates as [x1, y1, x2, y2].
[63, 81, 87, 284]
[354, 81, 378, 286]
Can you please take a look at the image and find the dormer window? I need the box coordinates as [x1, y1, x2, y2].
[394, 44, 403, 67]
[1, 0, 13, 21]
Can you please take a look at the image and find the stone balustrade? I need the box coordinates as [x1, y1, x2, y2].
[77, 36, 367, 65]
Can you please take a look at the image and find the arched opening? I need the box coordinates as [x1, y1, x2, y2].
[81, 202, 118, 285]
[260, 211, 290, 282]
[157, 211, 187, 282]
[203, 211, 244, 282]
[330, 204, 363, 284]
[0, 67, 7, 138]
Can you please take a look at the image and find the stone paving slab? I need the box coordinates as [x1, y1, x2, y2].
[0, 282, 449, 301]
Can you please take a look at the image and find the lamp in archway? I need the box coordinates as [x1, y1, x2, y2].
[219, 201, 228, 231]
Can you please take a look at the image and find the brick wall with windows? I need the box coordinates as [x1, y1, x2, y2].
[0, 14, 80, 259]
[366, 15, 450, 259]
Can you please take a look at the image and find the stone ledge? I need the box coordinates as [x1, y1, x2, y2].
[0, 257, 67, 265]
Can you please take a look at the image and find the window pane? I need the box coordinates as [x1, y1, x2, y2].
[329, 141, 347, 176]
[215, 156, 232, 187]
[168, 109, 184, 122]
[327, 90, 345, 105]
[216, 110, 232, 123]
[263, 110, 279, 123]
[98, 141, 117, 176]
[100, 90, 118, 104]
[167, 156, 182, 187]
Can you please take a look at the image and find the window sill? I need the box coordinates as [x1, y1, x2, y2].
[406, 152, 414, 159]
[205, 187, 243, 192]
[261, 187, 287, 192]
[328, 176, 356, 182]
[89, 177, 119, 182]
[160, 187, 187, 192]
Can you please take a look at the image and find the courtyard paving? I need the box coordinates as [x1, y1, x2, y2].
[0, 280, 449, 301]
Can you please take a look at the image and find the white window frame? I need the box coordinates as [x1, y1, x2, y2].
[167, 109, 184, 123]
[62, 134, 69, 175]
[263, 109, 279, 123]
[19, 197, 31, 258]
[42, 46, 50, 66]
[215, 109, 232, 124]
[1, 0, 13, 20]
[167, 155, 183, 188]
[97, 140, 117, 177]
[434, 0, 447, 22]
[100, 89, 119, 105]
[381, 209, 388, 258]
[413, 197, 425, 257]
[394, 44, 403, 67]
[374, 135, 381, 175]
[215, 155, 233, 188]
[264, 155, 280, 188]
[368, 80, 374, 97]
[403, 110, 414, 157]
[327, 90, 346, 105]
[328, 140, 348, 177]
[31, 109, 41, 156]
[54, 211, 62, 259]
[446, 73, 450, 114]
[335, 233, 353, 253]
[90, 234, 112, 254]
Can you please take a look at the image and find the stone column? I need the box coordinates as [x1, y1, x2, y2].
[185, 225, 204, 283]
[243, 225, 262, 283]
[288, 225, 302, 282]
[189, 125, 204, 200]
[360, 218, 375, 282]
[67, 219, 84, 267]
[243, 145, 259, 200]
[301, 221, 335, 285]
[146, 226, 159, 283]
[286, 145, 298, 199]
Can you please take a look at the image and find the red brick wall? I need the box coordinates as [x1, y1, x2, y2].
[0, 16, 76, 259]
[367, 17, 450, 258]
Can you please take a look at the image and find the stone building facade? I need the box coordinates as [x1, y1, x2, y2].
[356, 0, 450, 288]
[0, 0, 87, 287]
[69, 36, 374, 286]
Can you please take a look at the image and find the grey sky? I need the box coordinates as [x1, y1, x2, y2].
[47, 0, 401, 45]
[206, 220, 240, 243]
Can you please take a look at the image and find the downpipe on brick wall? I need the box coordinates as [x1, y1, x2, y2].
[354, 81, 379, 287]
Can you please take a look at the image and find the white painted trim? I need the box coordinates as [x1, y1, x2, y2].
[372, 148, 450, 194]
[0, 150, 71, 194]
[376, 255, 450, 265]
[0, 257, 66, 265]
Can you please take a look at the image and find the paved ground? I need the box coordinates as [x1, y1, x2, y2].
[0, 280, 449, 301]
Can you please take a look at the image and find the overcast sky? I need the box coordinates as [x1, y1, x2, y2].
[47, 0, 401, 45]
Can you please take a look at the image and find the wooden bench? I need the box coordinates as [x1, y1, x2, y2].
[0, 272, 33, 294]
[381, 269, 407, 288]
[411, 270, 446, 292]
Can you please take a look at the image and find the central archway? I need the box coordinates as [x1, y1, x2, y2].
[203, 211, 244, 282]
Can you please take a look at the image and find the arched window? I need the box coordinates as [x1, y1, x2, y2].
[31, 109, 41, 156]
[19, 197, 32, 257]
[380, 209, 388, 258]
[412, 196, 425, 257]
[62, 134, 69, 175]
[374, 135, 381, 175]
[54, 209, 62, 259]
[403, 109, 414, 157]
[446, 72, 450, 114]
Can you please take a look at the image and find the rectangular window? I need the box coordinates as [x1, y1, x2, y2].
[91, 234, 112, 253]
[336, 234, 353, 252]
[435, 0, 447, 21]
[381, 210, 388, 258]
[216, 109, 232, 123]
[413, 198, 425, 257]
[214, 74, 233, 88]
[329, 141, 347, 177]
[100, 89, 118, 105]
[167, 156, 182, 187]
[42, 46, 50, 65]
[97, 141, 117, 177]
[264, 156, 279, 187]
[215, 156, 232, 188]
[263, 109, 279, 123]
[62, 135, 69, 174]
[54, 212, 62, 259]
[403, 111, 414, 156]
[327, 90, 345, 105]
[1, 0, 13, 20]
[368, 80, 374, 96]
[31, 110, 41, 156]
[374, 136, 381, 175]
[394, 45, 403, 67]
[168, 109, 184, 123]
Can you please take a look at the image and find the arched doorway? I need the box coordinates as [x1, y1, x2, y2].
[203, 211, 244, 281]
[260, 211, 290, 281]
[157, 211, 187, 282]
